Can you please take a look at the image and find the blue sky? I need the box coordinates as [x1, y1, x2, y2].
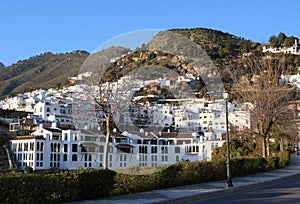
[1, 0, 300, 66]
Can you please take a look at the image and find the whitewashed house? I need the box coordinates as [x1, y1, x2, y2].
[9, 124, 225, 171]
[263, 39, 300, 55]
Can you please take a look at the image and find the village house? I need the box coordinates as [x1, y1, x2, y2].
[263, 39, 300, 55]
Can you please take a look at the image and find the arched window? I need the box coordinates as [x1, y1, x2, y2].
[41, 143, 44, 151]
[72, 154, 77, 161]
[161, 146, 168, 154]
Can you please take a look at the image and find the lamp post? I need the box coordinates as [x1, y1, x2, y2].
[223, 92, 233, 188]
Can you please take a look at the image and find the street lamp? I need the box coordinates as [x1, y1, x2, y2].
[223, 92, 233, 188]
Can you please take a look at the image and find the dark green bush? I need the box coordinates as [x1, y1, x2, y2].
[0, 169, 116, 203]
[0, 152, 290, 203]
[23, 166, 33, 174]
[231, 157, 267, 177]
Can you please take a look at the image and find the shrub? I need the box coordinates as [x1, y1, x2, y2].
[24, 166, 33, 174]
[0, 153, 290, 203]
[0, 169, 116, 203]
[277, 151, 290, 167]
[231, 157, 267, 177]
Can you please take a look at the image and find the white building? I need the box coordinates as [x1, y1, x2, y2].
[228, 111, 251, 130]
[9, 125, 225, 171]
[263, 39, 300, 55]
[280, 70, 300, 90]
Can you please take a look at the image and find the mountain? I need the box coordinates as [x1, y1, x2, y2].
[0, 62, 5, 68]
[0, 51, 89, 98]
[101, 28, 259, 83]
[1, 27, 299, 99]
[0, 28, 259, 99]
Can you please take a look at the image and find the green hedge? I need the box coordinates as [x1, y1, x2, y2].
[0, 169, 116, 203]
[0, 151, 290, 203]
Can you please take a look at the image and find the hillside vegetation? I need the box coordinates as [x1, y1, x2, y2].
[0, 51, 88, 98]
[1, 28, 300, 99]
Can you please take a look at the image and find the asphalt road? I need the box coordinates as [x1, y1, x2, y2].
[186, 174, 300, 204]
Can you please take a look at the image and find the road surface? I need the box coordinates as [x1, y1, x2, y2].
[186, 174, 300, 204]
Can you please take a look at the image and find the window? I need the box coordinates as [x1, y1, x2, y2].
[139, 146, 147, 154]
[13, 143, 17, 151]
[24, 143, 28, 151]
[175, 147, 180, 153]
[72, 144, 77, 152]
[64, 144, 68, 152]
[151, 146, 157, 154]
[161, 146, 168, 154]
[72, 154, 77, 161]
[19, 143, 23, 151]
[109, 146, 113, 153]
[151, 155, 157, 161]
[63, 154, 67, 161]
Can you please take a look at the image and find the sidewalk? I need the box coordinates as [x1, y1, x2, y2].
[71, 153, 300, 204]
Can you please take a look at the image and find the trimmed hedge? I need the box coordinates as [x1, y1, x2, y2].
[0, 169, 116, 203]
[0, 151, 290, 203]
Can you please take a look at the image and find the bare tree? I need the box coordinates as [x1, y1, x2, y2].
[72, 47, 133, 169]
[231, 57, 297, 157]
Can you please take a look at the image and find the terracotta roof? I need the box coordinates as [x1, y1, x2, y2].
[11, 135, 45, 140]
[177, 133, 194, 139]
[158, 132, 177, 138]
